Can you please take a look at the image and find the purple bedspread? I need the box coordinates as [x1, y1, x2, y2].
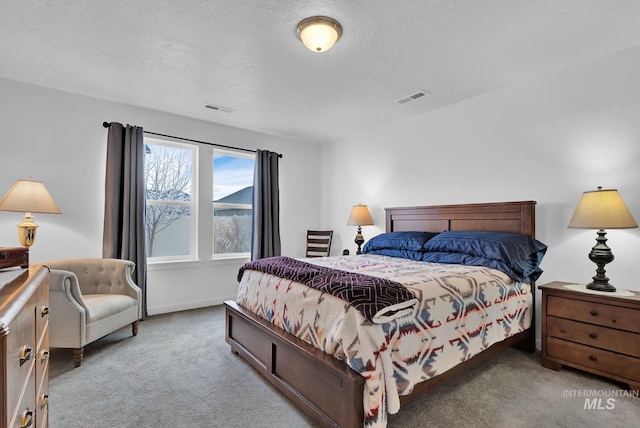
[238, 256, 418, 323]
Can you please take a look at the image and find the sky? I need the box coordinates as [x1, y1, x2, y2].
[213, 153, 255, 201]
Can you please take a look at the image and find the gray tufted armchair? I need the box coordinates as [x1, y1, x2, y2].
[44, 258, 142, 367]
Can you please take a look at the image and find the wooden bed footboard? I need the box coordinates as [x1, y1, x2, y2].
[225, 300, 534, 427]
[225, 300, 364, 428]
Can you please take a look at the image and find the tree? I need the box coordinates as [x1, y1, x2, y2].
[144, 144, 192, 257]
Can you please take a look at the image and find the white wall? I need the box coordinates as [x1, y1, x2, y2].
[2, 43, 639, 330]
[321, 46, 640, 347]
[0, 78, 322, 315]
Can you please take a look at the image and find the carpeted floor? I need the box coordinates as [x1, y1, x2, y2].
[49, 305, 639, 428]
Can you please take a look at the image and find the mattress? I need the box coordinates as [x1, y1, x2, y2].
[236, 254, 533, 427]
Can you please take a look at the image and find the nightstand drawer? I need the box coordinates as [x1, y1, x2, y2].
[547, 316, 640, 358]
[547, 295, 640, 333]
[547, 337, 640, 382]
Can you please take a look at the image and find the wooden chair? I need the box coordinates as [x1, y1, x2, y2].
[305, 230, 333, 257]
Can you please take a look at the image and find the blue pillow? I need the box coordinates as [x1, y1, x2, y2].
[362, 248, 425, 261]
[422, 231, 547, 282]
[363, 231, 439, 252]
[421, 252, 543, 283]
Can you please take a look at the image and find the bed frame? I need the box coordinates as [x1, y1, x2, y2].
[225, 200, 537, 427]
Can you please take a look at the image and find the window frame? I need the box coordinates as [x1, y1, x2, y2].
[212, 148, 255, 259]
[144, 138, 256, 265]
[144, 138, 198, 263]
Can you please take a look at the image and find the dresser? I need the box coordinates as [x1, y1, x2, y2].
[539, 281, 640, 393]
[1, 266, 50, 428]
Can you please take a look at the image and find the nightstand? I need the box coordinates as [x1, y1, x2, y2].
[539, 281, 640, 393]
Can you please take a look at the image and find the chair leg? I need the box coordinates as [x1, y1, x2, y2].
[132, 320, 139, 336]
[73, 347, 84, 367]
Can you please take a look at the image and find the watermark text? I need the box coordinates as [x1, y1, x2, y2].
[562, 389, 638, 410]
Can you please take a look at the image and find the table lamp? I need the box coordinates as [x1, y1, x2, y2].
[568, 187, 637, 292]
[0, 178, 62, 247]
[347, 204, 374, 255]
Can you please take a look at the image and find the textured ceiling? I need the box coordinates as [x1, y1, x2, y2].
[2, 1, 640, 144]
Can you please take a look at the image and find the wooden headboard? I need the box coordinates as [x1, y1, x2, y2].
[385, 201, 536, 237]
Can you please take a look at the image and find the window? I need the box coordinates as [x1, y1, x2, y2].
[144, 139, 196, 261]
[144, 138, 255, 263]
[212, 150, 255, 256]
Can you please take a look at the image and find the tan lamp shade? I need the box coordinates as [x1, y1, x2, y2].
[0, 179, 62, 247]
[347, 204, 374, 226]
[0, 179, 62, 214]
[568, 188, 637, 229]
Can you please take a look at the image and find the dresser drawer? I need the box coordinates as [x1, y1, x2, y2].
[547, 316, 640, 358]
[38, 408, 48, 428]
[36, 320, 49, 428]
[5, 304, 36, 421]
[547, 336, 640, 382]
[36, 358, 49, 428]
[9, 371, 35, 428]
[547, 295, 640, 333]
[35, 280, 49, 350]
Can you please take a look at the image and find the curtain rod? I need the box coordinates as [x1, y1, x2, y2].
[102, 122, 282, 158]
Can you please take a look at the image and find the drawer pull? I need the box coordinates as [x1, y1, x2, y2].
[40, 349, 50, 362]
[19, 345, 33, 366]
[40, 394, 49, 409]
[589, 332, 598, 339]
[19, 408, 33, 428]
[590, 310, 598, 316]
[589, 354, 597, 362]
[41, 306, 50, 316]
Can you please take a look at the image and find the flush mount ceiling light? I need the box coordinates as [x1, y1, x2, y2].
[296, 16, 342, 52]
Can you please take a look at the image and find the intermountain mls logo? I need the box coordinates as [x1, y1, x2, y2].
[563, 389, 639, 410]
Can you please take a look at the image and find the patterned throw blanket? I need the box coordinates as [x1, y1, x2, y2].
[238, 256, 419, 323]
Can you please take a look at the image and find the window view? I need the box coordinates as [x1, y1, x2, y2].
[144, 141, 195, 259]
[213, 150, 255, 255]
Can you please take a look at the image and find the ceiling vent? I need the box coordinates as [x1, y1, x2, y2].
[396, 90, 429, 104]
[205, 103, 234, 113]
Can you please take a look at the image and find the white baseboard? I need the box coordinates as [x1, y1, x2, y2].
[148, 295, 236, 316]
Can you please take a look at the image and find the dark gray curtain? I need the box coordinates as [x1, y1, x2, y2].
[251, 150, 281, 260]
[103, 122, 148, 318]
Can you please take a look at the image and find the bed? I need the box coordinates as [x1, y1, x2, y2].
[225, 201, 542, 427]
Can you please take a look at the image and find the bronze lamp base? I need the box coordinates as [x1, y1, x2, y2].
[586, 229, 616, 292]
